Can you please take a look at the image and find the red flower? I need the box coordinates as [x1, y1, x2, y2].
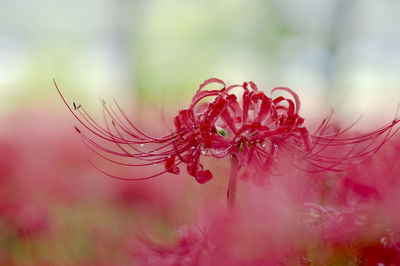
[55, 78, 399, 206]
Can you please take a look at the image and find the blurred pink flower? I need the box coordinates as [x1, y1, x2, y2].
[130, 157, 400, 265]
[132, 225, 209, 266]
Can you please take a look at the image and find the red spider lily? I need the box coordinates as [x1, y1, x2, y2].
[55, 78, 400, 207]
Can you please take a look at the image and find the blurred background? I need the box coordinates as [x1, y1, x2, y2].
[1, 0, 400, 264]
[1, 0, 400, 117]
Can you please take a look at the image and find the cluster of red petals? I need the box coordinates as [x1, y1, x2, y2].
[56, 78, 400, 184]
[170, 78, 309, 183]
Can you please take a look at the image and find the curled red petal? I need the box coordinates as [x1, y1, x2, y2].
[165, 155, 180, 175]
[271, 86, 301, 114]
[195, 169, 212, 184]
[198, 78, 225, 92]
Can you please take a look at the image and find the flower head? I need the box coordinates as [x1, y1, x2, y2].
[170, 78, 310, 184]
[55, 78, 400, 203]
[56, 79, 309, 181]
